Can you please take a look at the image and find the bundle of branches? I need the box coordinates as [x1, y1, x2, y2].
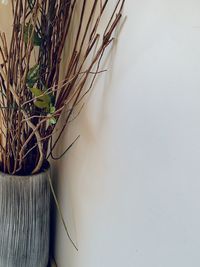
[0, 0, 125, 175]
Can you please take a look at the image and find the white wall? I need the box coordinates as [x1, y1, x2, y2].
[53, 1, 200, 266]
[0, 3, 12, 43]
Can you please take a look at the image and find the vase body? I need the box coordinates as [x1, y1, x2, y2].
[0, 167, 50, 267]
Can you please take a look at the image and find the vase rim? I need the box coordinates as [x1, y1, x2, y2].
[0, 161, 50, 179]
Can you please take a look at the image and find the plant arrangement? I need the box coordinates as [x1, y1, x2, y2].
[0, 0, 125, 175]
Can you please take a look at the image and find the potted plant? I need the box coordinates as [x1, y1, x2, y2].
[0, 0, 125, 266]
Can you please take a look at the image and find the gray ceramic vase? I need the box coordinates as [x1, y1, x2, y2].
[0, 167, 50, 267]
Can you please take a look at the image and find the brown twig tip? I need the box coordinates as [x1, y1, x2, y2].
[0, 0, 125, 175]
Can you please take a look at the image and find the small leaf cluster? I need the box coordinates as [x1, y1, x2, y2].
[26, 65, 57, 126]
[24, 23, 42, 46]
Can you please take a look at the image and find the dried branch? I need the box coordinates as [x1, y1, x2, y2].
[0, 0, 125, 174]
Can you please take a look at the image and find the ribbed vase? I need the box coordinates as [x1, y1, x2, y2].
[0, 167, 50, 267]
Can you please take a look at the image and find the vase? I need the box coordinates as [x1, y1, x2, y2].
[0, 166, 50, 267]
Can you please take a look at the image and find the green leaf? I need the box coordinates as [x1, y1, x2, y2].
[49, 117, 57, 125]
[27, 64, 39, 87]
[24, 23, 42, 47]
[30, 87, 51, 109]
[34, 100, 49, 109]
[50, 105, 56, 114]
